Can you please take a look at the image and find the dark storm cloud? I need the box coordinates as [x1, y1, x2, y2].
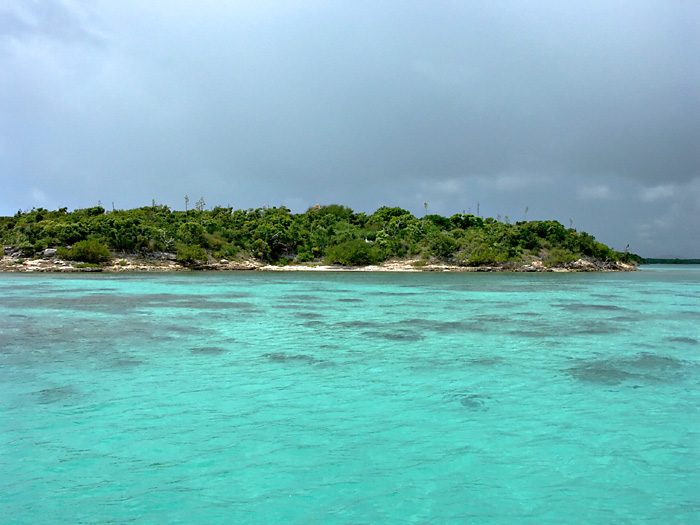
[1, 1, 698, 256]
[185, 0, 698, 185]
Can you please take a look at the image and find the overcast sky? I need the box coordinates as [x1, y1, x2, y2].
[1, 1, 698, 257]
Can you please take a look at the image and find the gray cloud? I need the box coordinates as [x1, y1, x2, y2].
[0, 0, 105, 45]
[1, 1, 698, 256]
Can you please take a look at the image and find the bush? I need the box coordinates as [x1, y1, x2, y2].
[543, 248, 578, 267]
[251, 239, 270, 260]
[176, 244, 207, 264]
[454, 231, 509, 266]
[177, 222, 205, 246]
[464, 244, 509, 265]
[326, 239, 382, 266]
[296, 249, 315, 262]
[58, 239, 112, 263]
[17, 241, 35, 257]
[591, 242, 615, 261]
[428, 232, 458, 259]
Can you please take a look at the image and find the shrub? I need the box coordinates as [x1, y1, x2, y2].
[454, 231, 509, 266]
[177, 222, 205, 246]
[296, 249, 315, 262]
[591, 242, 615, 261]
[543, 248, 579, 267]
[59, 239, 112, 263]
[326, 239, 382, 266]
[251, 239, 270, 260]
[464, 244, 509, 266]
[427, 232, 458, 259]
[17, 241, 35, 257]
[176, 244, 207, 264]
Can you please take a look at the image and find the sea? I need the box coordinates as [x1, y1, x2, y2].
[1, 266, 698, 523]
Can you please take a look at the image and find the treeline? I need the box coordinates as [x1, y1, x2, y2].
[0, 204, 642, 266]
[642, 258, 700, 265]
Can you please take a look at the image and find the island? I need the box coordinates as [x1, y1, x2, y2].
[0, 204, 641, 273]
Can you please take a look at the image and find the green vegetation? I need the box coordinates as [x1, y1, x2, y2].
[0, 204, 640, 267]
[176, 244, 207, 265]
[58, 239, 112, 264]
[642, 258, 700, 265]
[326, 239, 383, 266]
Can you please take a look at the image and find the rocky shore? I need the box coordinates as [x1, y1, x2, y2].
[0, 248, 638, 273]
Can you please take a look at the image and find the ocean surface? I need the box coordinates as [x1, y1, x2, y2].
[1, 266, 699, 523]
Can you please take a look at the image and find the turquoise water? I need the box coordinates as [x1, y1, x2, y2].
[1, 267, 699, 523]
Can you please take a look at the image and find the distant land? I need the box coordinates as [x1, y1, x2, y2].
[642, 258, 700, 265]
[1, 204, 641, 272]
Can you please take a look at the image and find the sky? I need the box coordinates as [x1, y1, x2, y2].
[1, 1, 698, 257]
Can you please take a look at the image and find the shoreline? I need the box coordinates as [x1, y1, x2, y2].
[0, 254, 639, 274]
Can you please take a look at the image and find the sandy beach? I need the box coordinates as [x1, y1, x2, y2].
[0, 253, 638, 273]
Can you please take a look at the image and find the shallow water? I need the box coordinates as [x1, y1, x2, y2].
[1, 266, 699, 522]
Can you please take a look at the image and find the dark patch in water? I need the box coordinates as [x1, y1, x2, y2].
[282, 294, 318, 302]
[273, 304, 304, 309]
[264, 352, 320, 364]
[173, 300, 257, 311]
[110, 358, 143, 368]
[464, 356, 502, 366]
[460, 395, 488, 411]
[297, 288, 349, 294]
[572, 323, 619, 335]
[33, 287, 115, 296]
[402, 318, 484, 334]
[632, 353, 685, 370]
[556, 303, 629, 312]
[0, 284, 47, 292]
[568, 364, 642, 385]
[444, 391, 490, 411]
[473, 314, 510, 323]
[190, 346, 227, 355]
[635, 342, 661, 350]
[610, 316, 640, 322]
[211, 301, 259, 311]
[366, 291, 419, 297]
[167, 325, 205, 335]
[410, 355, 502, 371]
[0, 293, 259, 315]
[337, 320, 383, 329]
[591, 293, 621, 300]
[435, 320, 485, 333]
[219, 292, 252, 299]
[294, 312, 323, 319]
[508, 330, 552, 339]
[302, 320, 325, 328]
[337, 298, 363, 303]
[567, 352, 688, 385]
[34, 386, 77, 404]
[362, 330, 425, 341]
[667, 337, 698, 345]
